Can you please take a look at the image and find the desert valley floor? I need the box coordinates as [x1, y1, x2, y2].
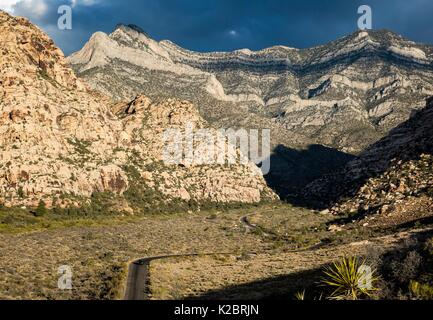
[1, 203, 433, 300]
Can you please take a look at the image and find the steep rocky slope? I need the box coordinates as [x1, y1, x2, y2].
[306, 97, 433, 221]
[0, 11, 276, 211]
[68, 24, 433, 197]
[333, 154, 433, 228]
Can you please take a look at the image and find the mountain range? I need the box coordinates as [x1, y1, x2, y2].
[68, 24, 433, 199]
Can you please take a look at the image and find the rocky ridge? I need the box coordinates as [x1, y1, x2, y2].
[69, 25, 433, 152]
[0, 11, 276, 211]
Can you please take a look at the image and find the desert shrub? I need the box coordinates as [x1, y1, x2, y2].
[390, 251, 422, 284]
[321, 257, 379, 300]
[425, 238, 433, 255]
[17, 187, 25, 199]
[95, 263, 127, 300]
[409, 281, 433, 299]
[34, 200, 47, 217]
[66, 138, 92, 156]
[50, 192, 125, 218]
[375, 236, 433, 299]
[0, 209, 39, 229]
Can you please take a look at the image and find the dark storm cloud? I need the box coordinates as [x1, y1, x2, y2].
[9, 0, 433, 55]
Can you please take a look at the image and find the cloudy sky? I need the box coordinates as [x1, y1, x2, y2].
[1, 0, 432, 55]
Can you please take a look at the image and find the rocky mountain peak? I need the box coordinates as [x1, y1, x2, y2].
[110, 23, 156, 47]
[114, 23, 148, 35]
[112, 23, 154, 43]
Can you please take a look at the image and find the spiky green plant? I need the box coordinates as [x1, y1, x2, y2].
[321, 257, 378, 300]
[294, 290, 306, 300]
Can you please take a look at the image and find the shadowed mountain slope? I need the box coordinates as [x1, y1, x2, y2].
[305, 97, 433, 217]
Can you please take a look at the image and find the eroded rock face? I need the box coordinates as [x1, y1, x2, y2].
[0, 11, 277, 210]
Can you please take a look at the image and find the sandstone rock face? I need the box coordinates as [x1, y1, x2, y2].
[0, 11, 277, 210]
[68, 24, 433, 196]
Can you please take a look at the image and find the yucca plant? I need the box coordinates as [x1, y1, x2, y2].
[294, 290, 306, 300]
[321, 256, 379, 300]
